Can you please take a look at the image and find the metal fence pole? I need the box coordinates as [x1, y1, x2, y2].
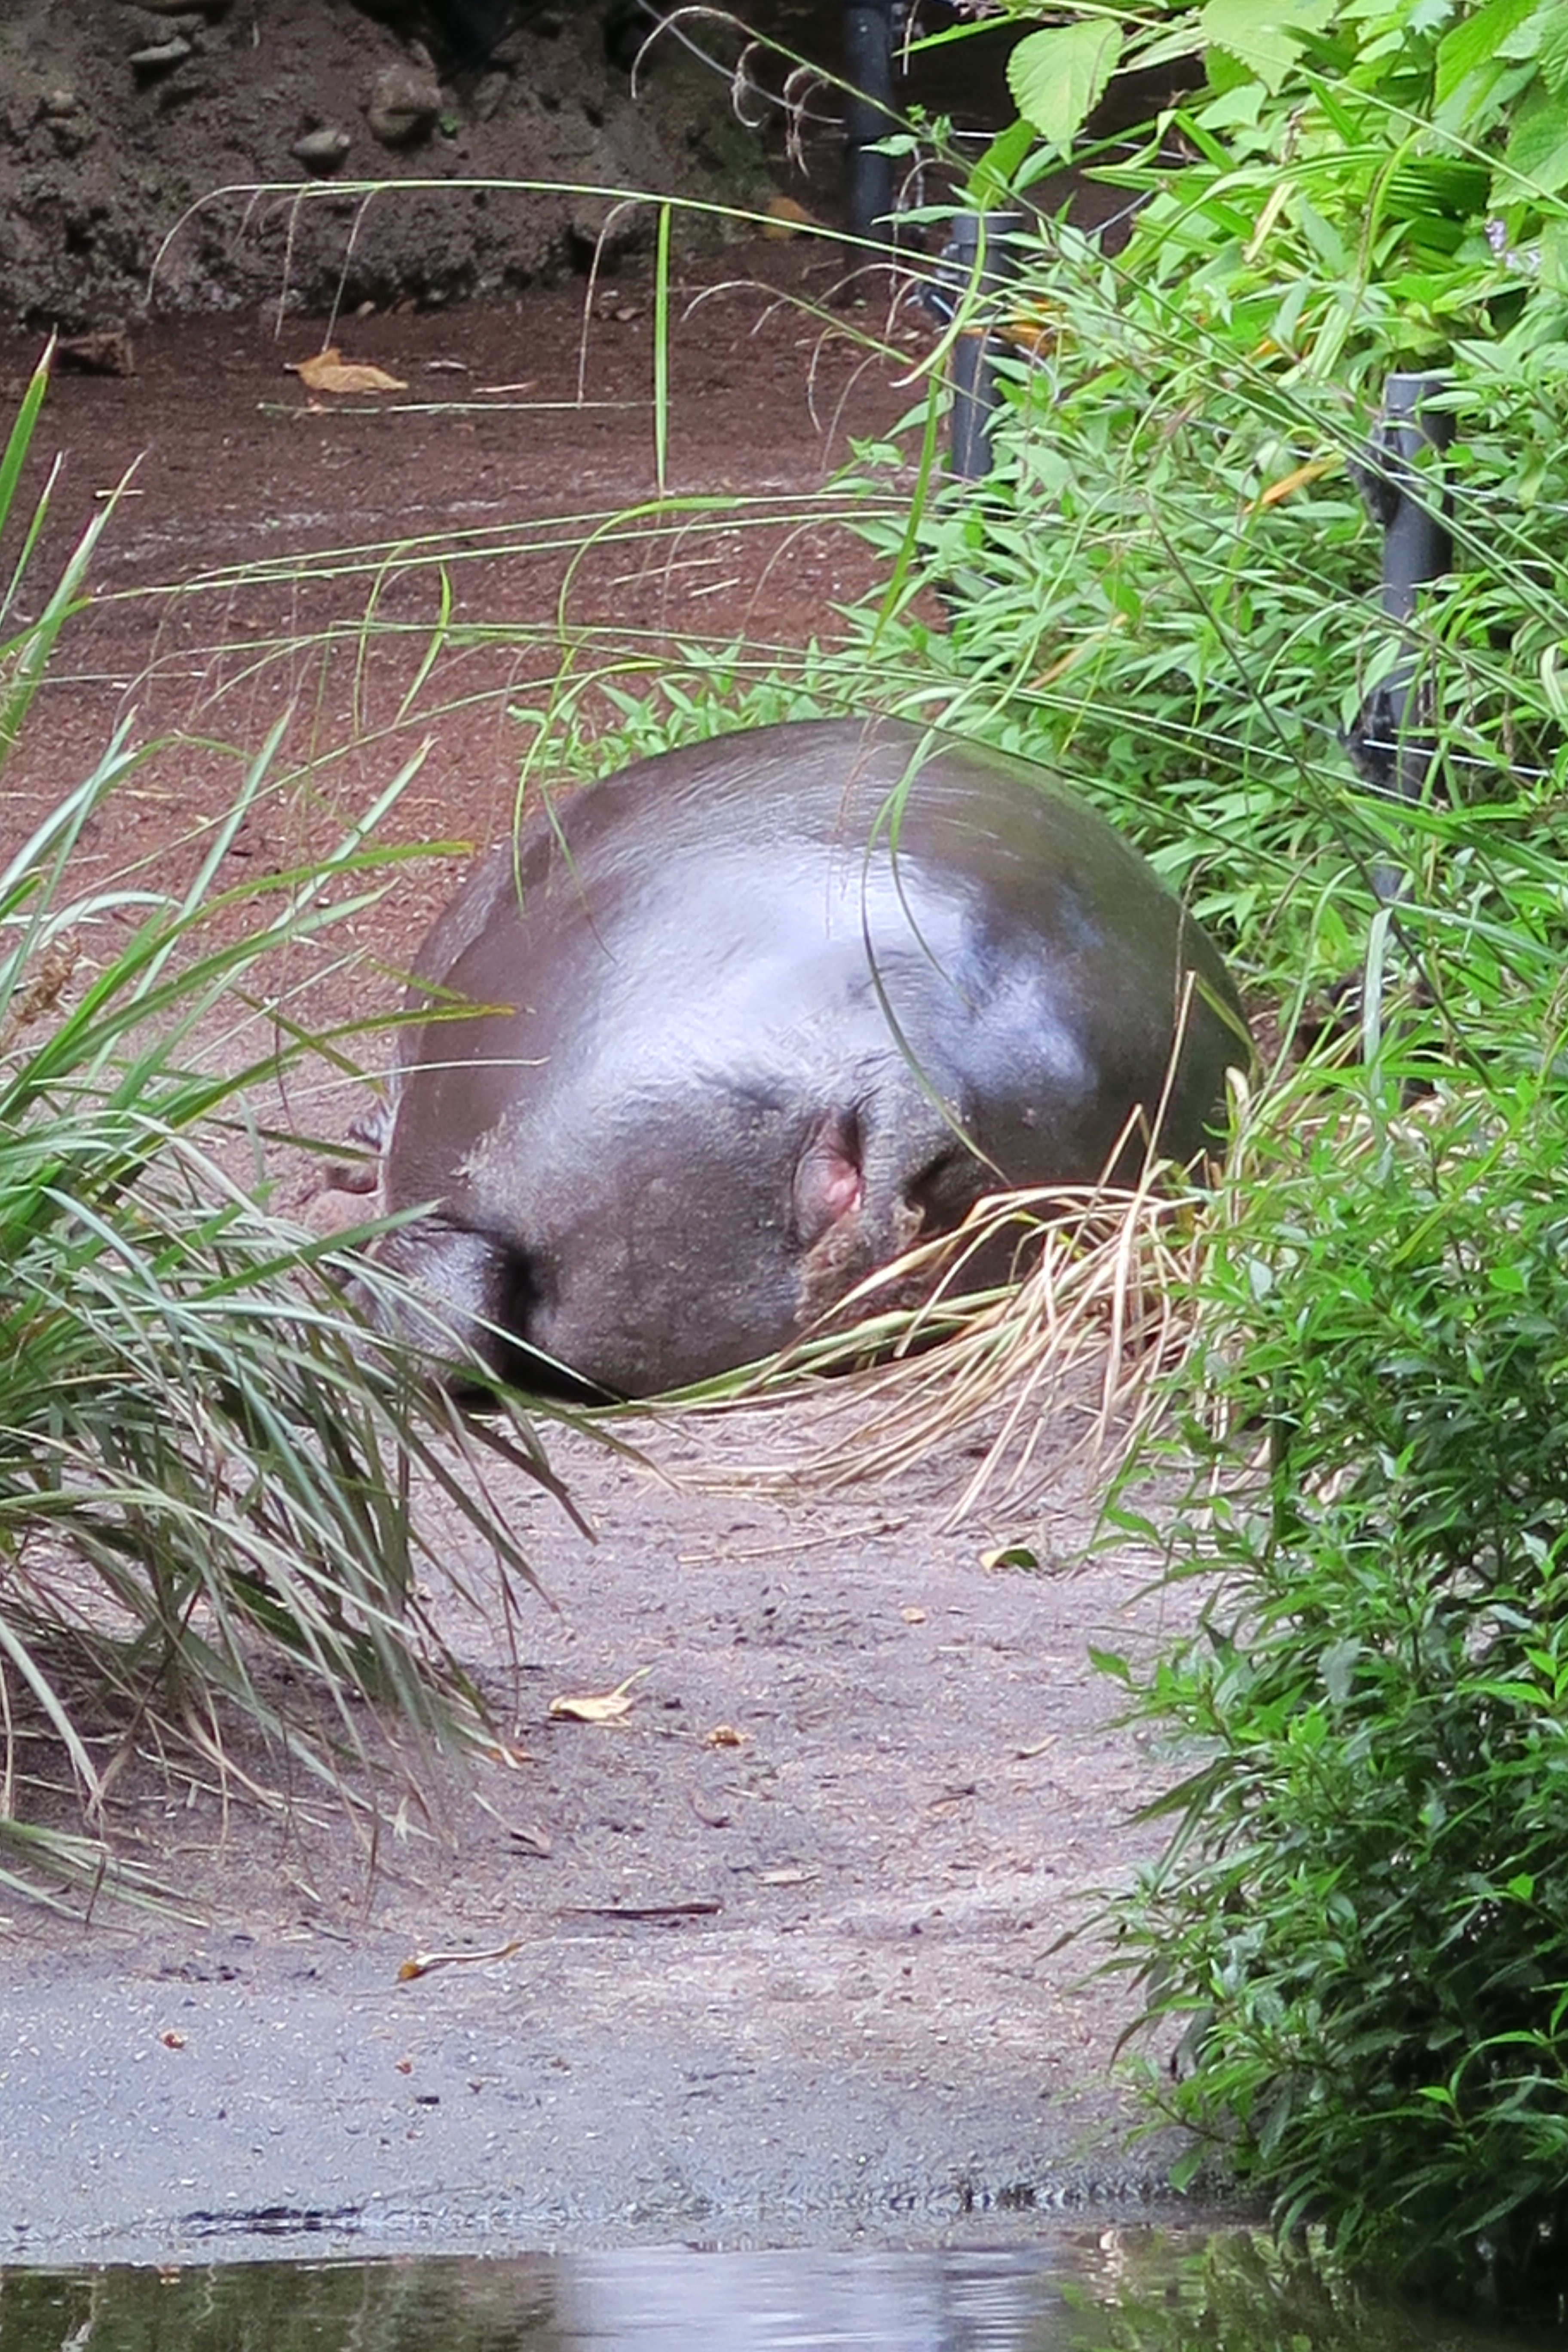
[1353, 369, 1454, 898]
[938, 210, 1023, 480]
[844, 0, 896, 255]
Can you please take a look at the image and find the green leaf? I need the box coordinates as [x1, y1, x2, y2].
[980, 1543, 1041, 1571]
[1499, 84, 1568, 194]
[1499, 2, 1556, 59]
[1199, 0, 1335, 93]
[1541, 211, 1568, 287]
[1137, 22, 1209, 76]
[1435, 0, 1542, 107]
[1007, 19, 1124, 147]
[1319, 1636, 1361, 1706]
[1539, 6, 1568, 92]
[1169, 2142, 1207, 2191]
[965, 116, 1036, 208]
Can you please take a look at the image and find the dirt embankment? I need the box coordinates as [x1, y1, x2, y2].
[2, 0, 783, 329]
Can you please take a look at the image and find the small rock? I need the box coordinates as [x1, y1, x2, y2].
[129, 35, 193, 75]
[41, 91, 95, 156]
[292, 126, 352, 175]
[472, 70, 510, 124]
[365, 61, 442, 148]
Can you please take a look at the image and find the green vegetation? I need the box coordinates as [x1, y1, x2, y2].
[871, 0, 1568, 2306]
[0, 352, 559, 1913]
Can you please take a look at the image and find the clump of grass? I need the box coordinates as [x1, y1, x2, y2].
[674, 1170, 1214, 1528]
[0, 348, 573, 1913]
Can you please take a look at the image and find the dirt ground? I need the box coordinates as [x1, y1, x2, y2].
[0, 244, 1211, 2265]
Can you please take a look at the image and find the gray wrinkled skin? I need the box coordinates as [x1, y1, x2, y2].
[376, 717, 1246, 1396]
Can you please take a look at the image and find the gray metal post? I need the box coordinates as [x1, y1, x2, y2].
[940, 210, 1023, 480]
[1353, 369, 1454, 896]
[844, 0, 896, 253]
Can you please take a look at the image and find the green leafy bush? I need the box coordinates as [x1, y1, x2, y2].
[857, 0, 1568, 2301]
[835, 0, 1568, 978]
[1103, 1026, 1568, 2297]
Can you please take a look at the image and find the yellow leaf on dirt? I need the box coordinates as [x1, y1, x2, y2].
[548, 1666, 650, 1724]
[762, 195, 818, 239]
[478, 1738, 532, 1767]
[287, 348, 407, 395]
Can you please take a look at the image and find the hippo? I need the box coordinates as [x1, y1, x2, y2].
[372, 715, 1245, 1396]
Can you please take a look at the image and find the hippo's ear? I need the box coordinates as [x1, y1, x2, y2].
[793, 1109, 866, 1248]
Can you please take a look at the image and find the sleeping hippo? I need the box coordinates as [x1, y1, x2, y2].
[371, 715, 1246, 1396]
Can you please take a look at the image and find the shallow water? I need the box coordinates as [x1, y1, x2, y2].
[3, 2229, 1560, 2352]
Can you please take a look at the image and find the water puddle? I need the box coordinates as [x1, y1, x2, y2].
[1, 2228, 1557, 2352]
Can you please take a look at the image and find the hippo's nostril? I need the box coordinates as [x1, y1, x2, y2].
[792, 1108, 866, 1250]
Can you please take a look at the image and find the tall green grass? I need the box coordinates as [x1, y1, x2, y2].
[0, 349, 569, 1914]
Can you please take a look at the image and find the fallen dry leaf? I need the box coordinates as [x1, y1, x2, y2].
[1253, 456, 1335, 511]
[762, 194, 818, 239]
[398, 1937, 525, 1983]
[703, 1723, 749, 1748]
[900, 1605, 928, 1625]
[286, 347, 407, 395]
[980, 1544, 1041, 1573]
[548, 1667, 650, 1725]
